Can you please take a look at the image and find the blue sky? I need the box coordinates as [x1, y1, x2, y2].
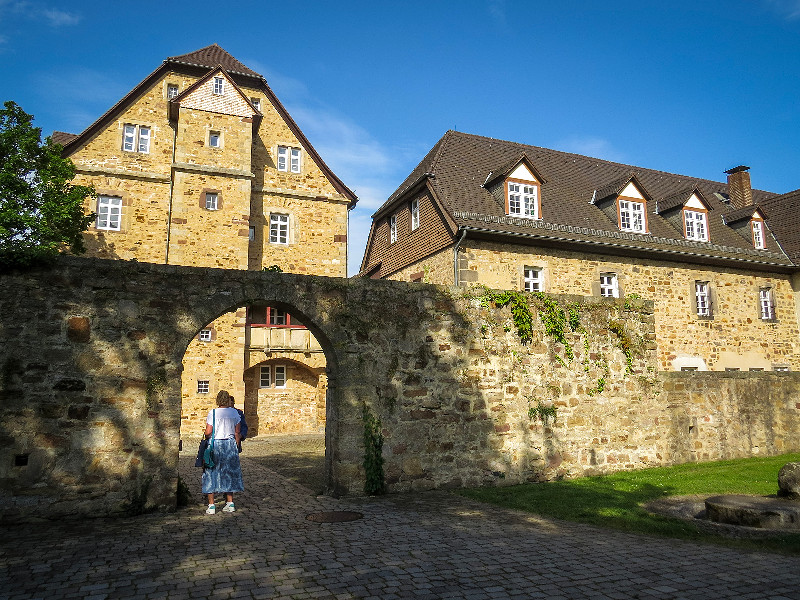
[3, 0, 800, 275]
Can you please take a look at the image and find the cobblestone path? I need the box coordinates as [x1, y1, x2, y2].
[2, 435, 799, 599]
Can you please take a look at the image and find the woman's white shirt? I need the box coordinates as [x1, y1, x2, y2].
[206, 407, 241, 440]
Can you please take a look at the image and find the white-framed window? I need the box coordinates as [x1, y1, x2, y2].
[269, 309, 288, 326]
[96, 196, 122, 231]
[209, 131, 221, 148]
[774, 366, 791, 372]
[389, 214, 397, 243]
[274, 365, 286, 388]
[269, 213, 289, 245]
[199, 329, 212, 342]
[507, 182, 538, 218]
[167, 84, 179, 99]
[197, 380, 210, 394]
[523, 266, 543, 292]
[752, 220, 765, 249]
[205, 193, 219, 211]
[277, 146, 301, 173]
[684, 210, 708, 242]
[259, 366, 271, 388]
[619, 200, 645, 232]
[213, 76, 225, 95]
[600, 273, 619, 298]
[411, 198, 420, 230]
[122, 124, 150, 153]
[695, 282, 712, 317]
[759, 287, 775, 320]
[251, 97, 261, 111]
[259, 365, 287, 388]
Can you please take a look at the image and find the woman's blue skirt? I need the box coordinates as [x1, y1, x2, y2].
[201, 438, 244, 494]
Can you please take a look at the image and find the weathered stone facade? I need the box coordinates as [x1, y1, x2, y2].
[1, 257, 798, 521]
[58, 46, 355, 438]
[387, 240, 800, 372]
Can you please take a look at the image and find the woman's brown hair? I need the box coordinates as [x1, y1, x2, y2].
[216, 390, 232, 407]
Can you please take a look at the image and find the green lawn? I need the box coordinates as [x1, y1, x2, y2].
[457, 453, 800, 554]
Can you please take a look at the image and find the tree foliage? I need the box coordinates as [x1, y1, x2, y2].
[0, 101, 94, 269]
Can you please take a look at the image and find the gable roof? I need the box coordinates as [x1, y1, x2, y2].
[656, 186, 708, 214]
[484, 152, 547, 188]
[591, 173, 651, 204]
[55, 44, 357, 205]
[373, 130, 790, 270]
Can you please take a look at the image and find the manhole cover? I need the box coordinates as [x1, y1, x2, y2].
[306, 511, 363, 523]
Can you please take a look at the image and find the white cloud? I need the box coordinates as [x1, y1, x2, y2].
[0, 1, 80, 28]
[554, 136, 626, 163]
[41, 7, 80, 26]
[764, 0, 800, 19]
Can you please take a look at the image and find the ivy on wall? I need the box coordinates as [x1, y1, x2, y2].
[362, 403, 385, 495]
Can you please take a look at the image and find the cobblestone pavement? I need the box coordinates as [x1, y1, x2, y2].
[2, 435, 800, 600]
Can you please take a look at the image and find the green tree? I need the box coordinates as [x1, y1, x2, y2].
[0, 101, 94, 269]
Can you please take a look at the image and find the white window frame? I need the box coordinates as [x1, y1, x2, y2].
[684, 210, 708, 242]
[205, 192, 219, 211]
[277, 146, 301, 173]
[759, 287, 775, 320]
[259, 366, 271, 388]
[274, 365, 287, 388]
[752, 220, 765, 249]
[619, 200, 645, 232]
[523, 266, 543, 292]
[507, 182, 538, 219]
[600, 273, 619, 298]
[269, 214, 289, 245]
[251, 97, 261, 111]
[199, 329, 212, 342]
[269, 309, 288, 326]
[197, 380, 210, 394]
[411, 198, 420, 230]
[209, 131, 221, 148]
[389, 214, 397, 243]
[122, 124, 150, 153]
[695, 282, 711, 317]
[213, 76, 225, 95]
[96, 196, 122, 231]
[167, 84, 179, 99]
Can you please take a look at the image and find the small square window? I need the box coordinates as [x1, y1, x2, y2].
[269, 214, 289, 245]
[205, 193, 219, 211]
[251, 97, 261, 111]
[269, 309, 287, 326]
[524, 266, 543, 292]
[213, 76, 225, 95]
[249, 225, 255, 241]
[681, 366, 698, 371]
[274, 365, 286, 388]
[167, 84, 179, 99]
[774, 366, 791, 372]
[600, 273, 619, 298]
[199, 329, 212, 342]
[259, 366, 271, 388]
[197, 380, 210, 394]
[209, 131, 221, 148]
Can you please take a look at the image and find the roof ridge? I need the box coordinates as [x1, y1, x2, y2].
[167, 44, 261, 78]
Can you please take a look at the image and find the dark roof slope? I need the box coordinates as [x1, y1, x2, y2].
[51, 131, 79, 146]
[375, 130, 790, 269]
[167, 44, 261, 78]
[758, 189, 800, 260]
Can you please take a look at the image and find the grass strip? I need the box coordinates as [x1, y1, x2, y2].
[457, 453, 800, 554]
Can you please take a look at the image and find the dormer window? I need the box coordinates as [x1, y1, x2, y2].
[618, 199, 646, 232]
[684, 209, 708, 242]
[506, 181, 539, 219]
[752, 219, 765, 249]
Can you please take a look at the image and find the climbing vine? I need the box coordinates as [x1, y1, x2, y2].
[528, 398, 558, 425]
[362, 403, 385, 495]
[608, 319, 635, 374]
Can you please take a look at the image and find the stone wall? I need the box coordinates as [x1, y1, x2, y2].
[0, 257, 798, 521]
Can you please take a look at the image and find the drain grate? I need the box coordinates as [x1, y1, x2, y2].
[306, 511, 363, 523]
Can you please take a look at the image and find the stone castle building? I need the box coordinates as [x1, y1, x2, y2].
[53, 44, 357, 437]
[361, 130, 800, 372]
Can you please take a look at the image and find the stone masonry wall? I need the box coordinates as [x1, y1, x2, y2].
[0, 257, 798, 521]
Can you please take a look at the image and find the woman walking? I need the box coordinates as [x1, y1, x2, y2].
[202, 390, 244, 514]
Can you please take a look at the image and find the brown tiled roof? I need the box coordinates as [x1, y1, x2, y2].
[375, 130, 790, 270]
[51, 131, 79, 146]
[722, 205, 761, 225]
[758, 189, 800, 259]
[656, 186, 707, 214]
[167, 44, 261, 78]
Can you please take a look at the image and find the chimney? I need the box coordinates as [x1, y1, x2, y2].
[725, 165, 752, 209]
